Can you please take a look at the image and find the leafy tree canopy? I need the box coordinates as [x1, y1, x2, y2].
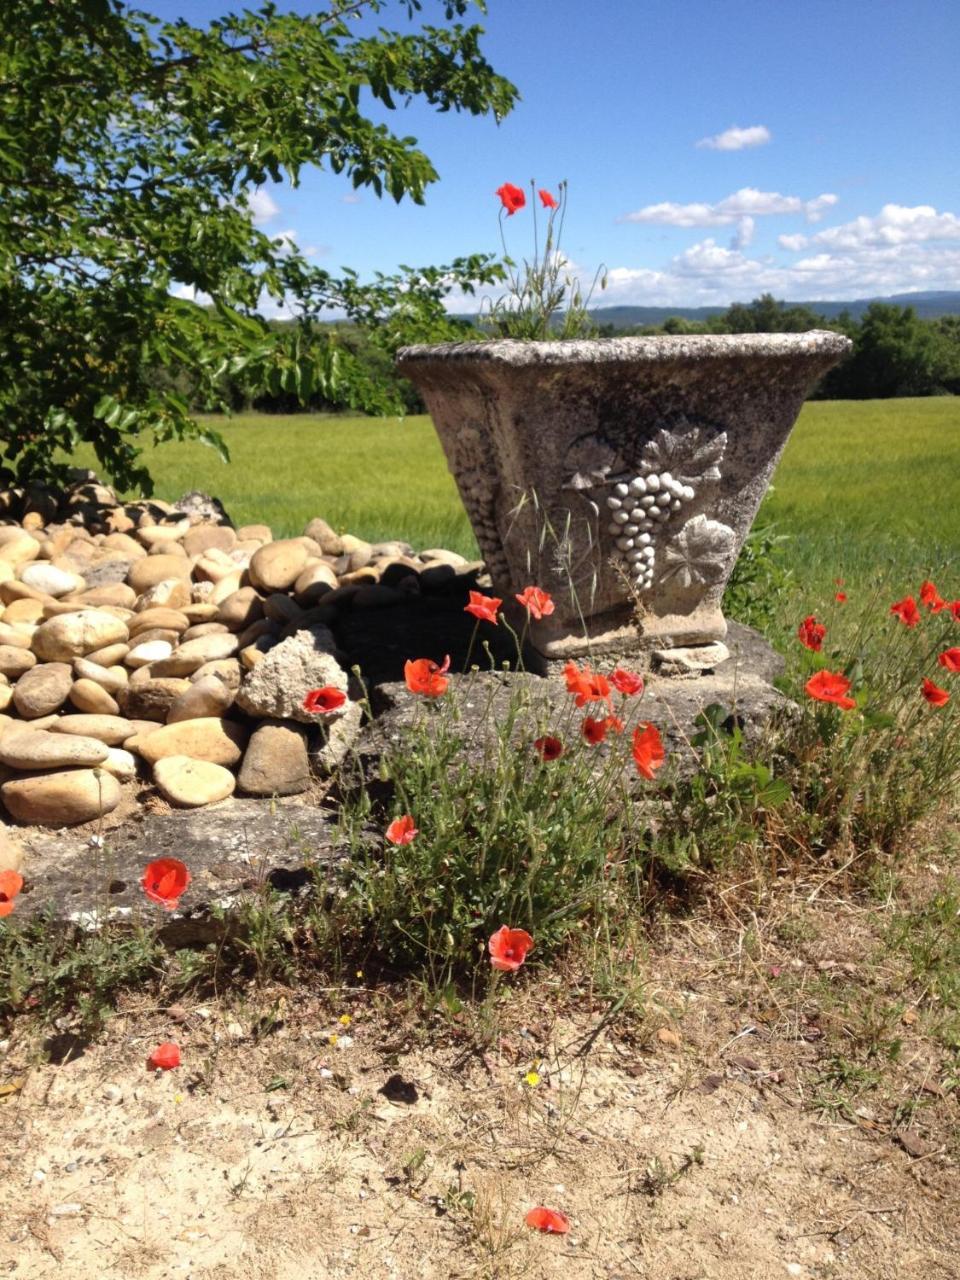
[0, 0, 516, 491]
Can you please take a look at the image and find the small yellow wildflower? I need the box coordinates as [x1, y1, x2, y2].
[524, 1070, 541, 1088]
[339, 1014, 352, 1027]
[328, 1033, 338, 1046]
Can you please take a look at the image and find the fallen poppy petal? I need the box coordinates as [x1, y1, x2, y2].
[148, 1042, 181, 1071]
[525, 1206, 570, 1234]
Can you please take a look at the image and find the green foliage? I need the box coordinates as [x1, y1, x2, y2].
[334, 674, 648, 984]
[0, 0, 516, 491]
[888, 874, 960, 1049]
[0, 915, 164, 1035]
[819, 302, 958, 399]
[775, 580, 960, 853]
[484, 181, 606, 340]
[652, 704, 790, 874]
[722, 497, 794, 634]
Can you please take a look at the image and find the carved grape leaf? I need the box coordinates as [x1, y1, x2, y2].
[641, 427, 726, 485]
[562, 434, 628, 490]
[659, 515, 736, 588]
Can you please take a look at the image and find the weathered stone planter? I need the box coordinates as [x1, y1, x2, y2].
[397, 333, 851, 658]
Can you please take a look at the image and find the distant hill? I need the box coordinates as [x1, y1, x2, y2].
[585, 290, 960, 328]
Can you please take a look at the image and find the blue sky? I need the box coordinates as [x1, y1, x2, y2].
[149, 0, 959, 309]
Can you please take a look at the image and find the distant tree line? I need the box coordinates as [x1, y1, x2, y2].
[151, 293, 960, 417]
[608, 294, 960, 400]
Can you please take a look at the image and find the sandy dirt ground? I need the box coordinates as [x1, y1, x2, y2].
[2, 889, 958, 1280]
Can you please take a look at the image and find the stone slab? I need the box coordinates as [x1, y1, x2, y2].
[13, 798, 344, 941]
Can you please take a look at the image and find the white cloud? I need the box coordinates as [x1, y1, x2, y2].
[620, 188, 838, 227]
[696, 124, 772, 152]
[247, 188, 280, 225]
[778, 233, 809, 252]
[731, 216, 755, 250]
[171, 283, 212, 306]
[807, 203, 960, 250]
[341, 193, 362, 205]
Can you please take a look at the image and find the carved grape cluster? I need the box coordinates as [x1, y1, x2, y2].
[605, 468, 696, 590]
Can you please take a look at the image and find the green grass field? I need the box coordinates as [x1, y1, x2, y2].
[70, 396, 959, 594]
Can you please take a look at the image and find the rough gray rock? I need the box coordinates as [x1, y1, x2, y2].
[235, 624, 347, 723]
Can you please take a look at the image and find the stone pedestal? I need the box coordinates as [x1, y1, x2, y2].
[397, 333, 850, 657]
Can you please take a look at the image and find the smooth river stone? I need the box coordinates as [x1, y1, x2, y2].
[248, 539, 309, 593]
[127, 607, 190, 637]
[2, 768, 121, 826]
[127, 556, 192, 595]
[125, 639, 173, 669]
[0, 645, 37, 680]
[20, 564, 83, 598]
[50, 714, 135, 745]
[166, 675, 235, 723]
[153, 755, 236, 807]
[0, 529, 40, 567]
[118, 677, 192, 722]
[135, 578, 192, 610]
[150, 632, 238, 676]
[12, 662, 73, 718]
[0, 729, 110, 769]
[68, 677, 120, 716]
[101, 747, 138, 782]
[32, 610, 129, 662]
[237, 720, 310, 796]
[73, 658, 128, 693]
[182, 524, 237, 557]
[128, 716, 247, 766]
[216, 587, 264, 631]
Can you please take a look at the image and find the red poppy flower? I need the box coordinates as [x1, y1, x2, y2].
[534, 735, 564, 761]
[142, 858, 191, 911]
[890, 596, 921, 627]
[538, 188, 559, 210]
[563, 661, 612, 709]
[835, 592, 847, 604]
[0, 869, 23, 918]
[404, 654, 451, 697]
[949, 601, 960, 621]
[632, 722, 665, 780]
[488, 925, 534, 972]
[385, 814, 419, 845]
[922, 678, 950, 708]
[920, 580, 946, 612]
[495, 182, 525, 215]
[610, 667, 644, 697]
[805, 669, 856, 710]
[515, 585, 555, 620]
[148, 1042, 181, 1071]
[464, 591, 502, 625]
[303, 686, 346, 714]
[525, 1206, 570, 1234]
[938, 647, 960, 673]
[582, 715, 608, 745]
[797, 615, 826, 652]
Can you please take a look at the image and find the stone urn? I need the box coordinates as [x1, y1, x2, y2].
[397, 332, 850, 659]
